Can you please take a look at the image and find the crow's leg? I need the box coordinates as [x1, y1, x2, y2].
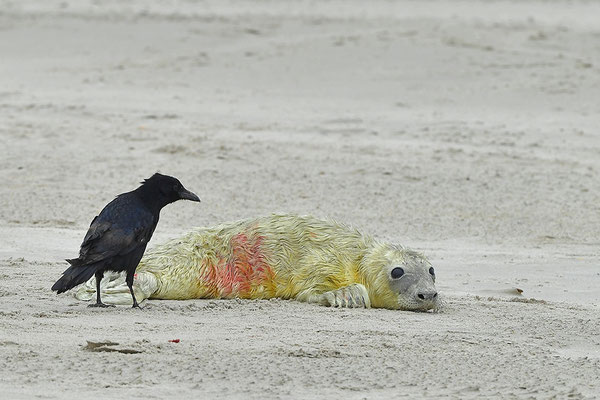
[126, 270, 141, 309]
[88, 270, 114, 308]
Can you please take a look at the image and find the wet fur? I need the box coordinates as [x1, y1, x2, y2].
[76, 214, 439, 310]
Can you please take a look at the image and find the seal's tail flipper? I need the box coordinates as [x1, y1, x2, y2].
[74, 271, 158, 306]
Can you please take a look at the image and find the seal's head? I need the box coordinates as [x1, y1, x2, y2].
[367, 246, 439, 311]
[387, 249, 438, 311]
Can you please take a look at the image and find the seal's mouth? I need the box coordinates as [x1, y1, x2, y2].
[412, 302, 438, 312]
[423, 299, 443, 313]
[397, 293, 442, 312]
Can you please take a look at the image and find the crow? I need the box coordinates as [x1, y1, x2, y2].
[51, 173, 200, 308]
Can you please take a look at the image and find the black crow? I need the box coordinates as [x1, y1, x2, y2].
[51, 173, 200, 308]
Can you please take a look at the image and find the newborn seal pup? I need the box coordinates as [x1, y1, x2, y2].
[76, 214, 439, 311]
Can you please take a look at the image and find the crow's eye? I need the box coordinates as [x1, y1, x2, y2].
[390, 267, 404, 279]
[429, 267, 435, 276]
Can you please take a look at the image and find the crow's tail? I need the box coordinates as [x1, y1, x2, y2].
[51, 260, 98, 294]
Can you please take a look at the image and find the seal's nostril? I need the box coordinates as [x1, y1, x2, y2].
[417, 292, 437, 301]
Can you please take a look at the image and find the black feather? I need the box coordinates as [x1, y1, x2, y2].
[51, 263, 98, 294]
[51, 173, 200, 307]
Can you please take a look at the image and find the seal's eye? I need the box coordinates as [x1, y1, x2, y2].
[429, 267, 435, 276]
[390, 267, 404, 279]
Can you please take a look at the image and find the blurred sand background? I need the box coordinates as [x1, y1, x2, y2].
[1, 1, 599, 398]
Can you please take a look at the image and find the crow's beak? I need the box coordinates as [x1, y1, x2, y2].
[179, 188, 201, 202]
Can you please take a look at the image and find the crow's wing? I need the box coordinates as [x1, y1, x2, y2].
[79, 216, 110, 251]
[75, 196, 157, 265]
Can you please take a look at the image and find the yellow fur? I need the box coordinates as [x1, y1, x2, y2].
[76, 214, 437, 310]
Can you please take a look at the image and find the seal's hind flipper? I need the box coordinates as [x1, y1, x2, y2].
[74, 271, 158, 306]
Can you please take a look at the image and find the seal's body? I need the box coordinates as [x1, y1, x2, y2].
[76, 214, 439, 311]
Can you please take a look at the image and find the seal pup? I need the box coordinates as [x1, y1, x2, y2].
[76, 214, 439, 311]
[52, 173, 200, 308]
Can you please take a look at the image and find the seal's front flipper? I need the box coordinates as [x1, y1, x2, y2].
[320, 284, 371, 308]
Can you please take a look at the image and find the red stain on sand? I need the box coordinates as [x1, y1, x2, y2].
[202, 232, 274, 297]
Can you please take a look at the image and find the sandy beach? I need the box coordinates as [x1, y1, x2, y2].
[1, 1, 599, 398]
